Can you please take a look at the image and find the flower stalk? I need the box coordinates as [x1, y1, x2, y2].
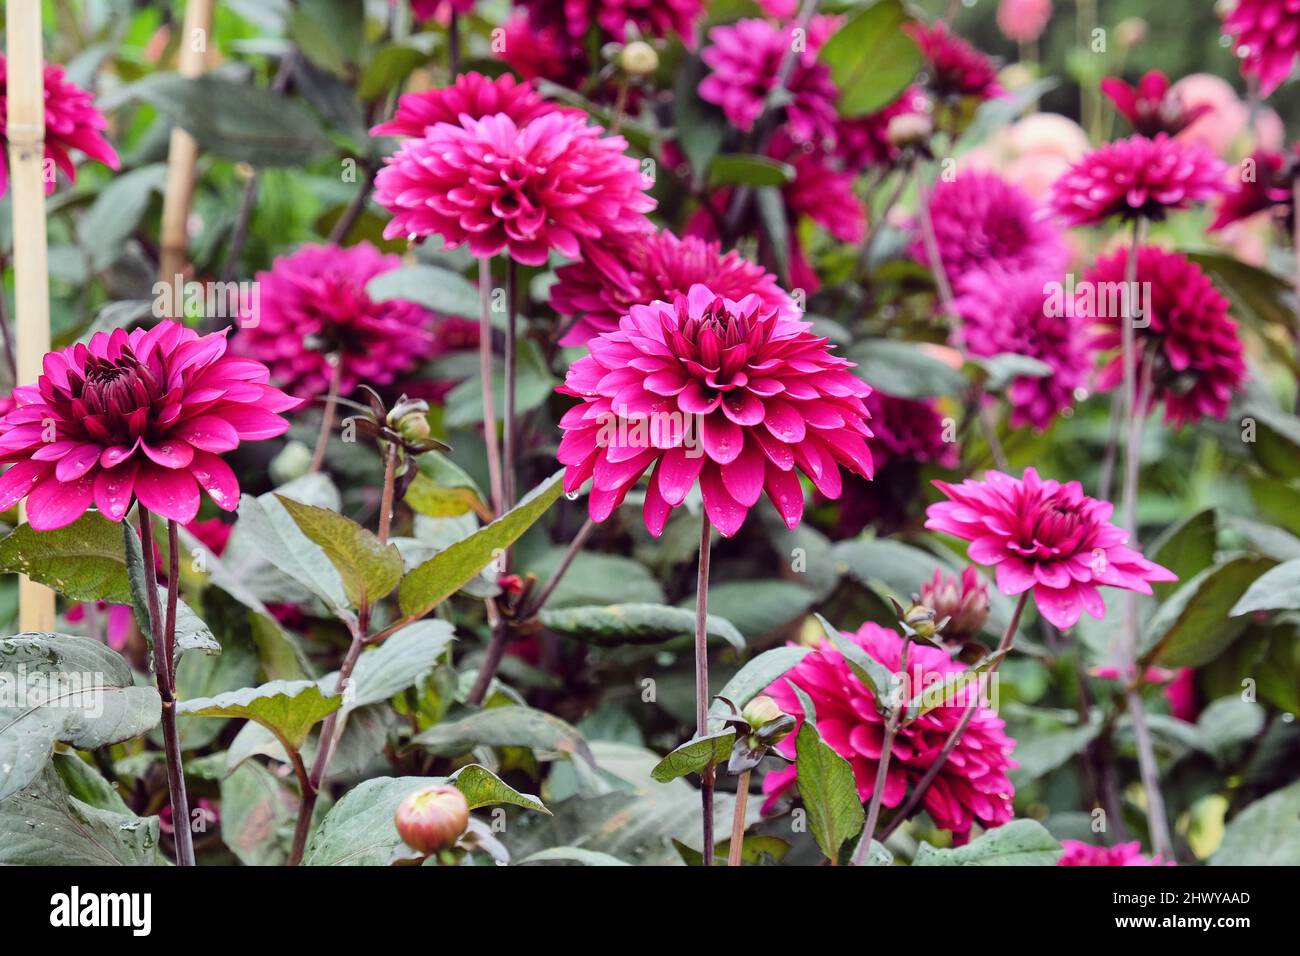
[727, 770, 750, 867]
[853, 638, 911, 863]
[695, 514, 716, 867]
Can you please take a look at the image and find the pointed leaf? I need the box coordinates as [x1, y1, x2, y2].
[177, 680, 341, 750]
[539, 603, 744, 649]
[0, 513, 130, 602]
[651, 730, 736, 783]
[276, 495, 404, 607]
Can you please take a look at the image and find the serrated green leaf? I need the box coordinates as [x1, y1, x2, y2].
[178, 680, 340, 751]
[1146, 556, 1274, 667]
[336, 619, 456, 712]
[539, 603, 744, 649]
[912, 819, 1061, 865]
[651, 730, 735, 783]
[0, 513, 130, 602]
[413, 705, 595, 767]
[1229, 558, 1300, 615]
[276, 496, 404, 608]
[450, 764, 550, 814]
[795, 722, 864, 862]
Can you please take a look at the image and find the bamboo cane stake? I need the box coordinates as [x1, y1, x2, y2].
[157, 0, 215, 291]
[7, 1, 56, 632]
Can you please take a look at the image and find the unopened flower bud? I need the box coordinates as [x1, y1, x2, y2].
[270, 440, 313, 484]
[742, 694, 784, 730]
[620, 41, 659, 78]
[1115, 17, 1148, 49]
[387, 397, 432, 443]
[886, 112, 933, 148]
[395, 785, 469, 856]
[901, 601, 940, 639]
[920, 567, 990, 640]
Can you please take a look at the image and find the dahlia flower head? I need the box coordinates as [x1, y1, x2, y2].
[494, 12, 588, 88]
[912, 169, 1066, 287]
[953, 270, 1090, 430]
[1101, 70, 1212, 138]
[1058, 839, 1172, 866]
[1049, 133, 1229, 227]
[906, 21, 1005, 101]
[374, 109, 655, 266]
[926, 467, 1177, 629]
[862, 389, 957, 471]
[234, 242, 436, 402]
[550, 229, 798, 346]
[1222, 0, 1300, 97]
[557, 284, 873, 536]
[699, 18, 839, 144]
[0, 56, 120, 196]
[1081, 246, 1247, 427]
[996, 0, 1052, 44]
[761, 621, 1017, 840]
[371, 71, 558, 139]
[0, 321, 298, 530]
[519, 0, 705, 45]
[1210, 148, 1293, 232]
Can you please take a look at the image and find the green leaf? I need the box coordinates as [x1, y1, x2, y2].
[818, 0, 922, 116]
[0, 633, 161, 800]
[517, 846, 629, 866]
[398, 471, 564, 618]
[77, 164, 166, 271]
[443, 339, 557, 429]
[708, 646, 813, 718]
[366, 264, 480, 319]
[708, 154, 795, 187]
[1184, 250, 1295, 334]
[122, 521, 221, 658]
[1148, 508, 1218, 601]
[672, 55, 726, 181]
[1196, 698, 1265, 762]
[847, 339, 967, 398]
[177, 680, 341, 751]
[523, 549, 664, 608]
[358, 43, 428, 100]
[755, 186, 789, 284]
[276, 496, 404, 608]
[449, 764, 550, 814]
[1229, 558, 1300, 615]
[52, 753, 130, 814]
[688, 580, 815, 639]
[413, 706, 595, 767]
[912, 819, 1062, 865]
[1210, 780, 1300, 865]
[0, 764, 161, 865]
[816, 613, 895, 705]
[219, 760, 306, 866]
[795, 722, 864, 862]
[966, 352, 1054, 391]
[303, 775, 446, 866]
[1146, 556, 1274, 668]
[105, 74, 332, 167]
[0, 513, 130, 602]
[650, 730, 736, 783]
[539, 603, 744, 649]
[337, 619, 456, 712]
[405, 471, 487, 520]
[1241, 401, 1300, 480]
[287, 0, 364, 77]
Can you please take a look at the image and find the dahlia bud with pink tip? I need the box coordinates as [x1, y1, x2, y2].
[394, 785, 470, 856]
[921, 567, 990, 641]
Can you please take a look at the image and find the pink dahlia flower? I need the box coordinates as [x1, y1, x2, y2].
[234, 242, 435, 402]
[375, 110, 655, 266]
[1101, 70, 1212, 138]
[494, 11, 587, 88]
[519, 0, 704, 45]
[0, 57, 120, 195]
[557, 284, 873, 536]
[1210, 149, 1293, 232]
[550, 230, 797, 346]
[906, 21, 1004, 101]
[0, 321, 298, 529]
[1081, 246, 1247, 427]
[921, 566, 991, 641]
[996, 0, 1052, 43]
[863, 390, 957, 471]
[1058, 839, 1172, 866]
[926, 467, 1177, 629]
[953, 271, 1090, 429]
[761, 621, 1017, 840]
[698, 18, 839, 144]
[370, 71, 557, 139]
[835, 87, 930, 171]
[1049, 133, 1229, 226]
[1222, 0, 1300, 97]
[912, 169, 1066, 287]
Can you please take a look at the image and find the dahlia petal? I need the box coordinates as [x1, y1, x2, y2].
[219, 406, 293, 441]
[26, 474, 96, 530]
[171, 415, 242, 453]
[141, 438, 195, 470]
[642, 460, 673, 538]
[93, 460, 139, 522]
[1033, 583, 1083, 629]
[657, 447, 704, 506]
[54, 443, 102, 482]
[0, 459, 54, 511]
[133, 463, 201, 525]
[763, 463, 805, 530]
[720, 438, 765, 507]
[700, 413, 743, 465]
[188, 451, 241, 512]
[699, 465, 748, 537]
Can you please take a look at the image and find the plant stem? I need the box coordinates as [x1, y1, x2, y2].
[695, 514, 716, 867]
[478, 258, 504, 514]
[853, 639, 911, 864]
[1115, 217, 1174, 861]
[467, 597, 507, 706]
[913, 163, 963, 349]
[727, 769, 751, 867]
[285, 747, 313, 867]
[448, 11, 461, 74]
[878, 592, 1029, 842]
[138, 508, 195, 866]
[308, 354, 343, 474]
[325, 164, 375, 246]
[856, 168, 911, 276]
[503, 258, 518, 513]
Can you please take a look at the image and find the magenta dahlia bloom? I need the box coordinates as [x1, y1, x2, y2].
[926, 468, 1177, 629]
[1049, 134, 1229, 226]
[996, 0, 1052, 43]
[1100, 70, 1212, 138]
[0, 57, 120, 195]
[551, 230, 797, 346]
[371, 72, 556, 139]
[375, 110, 654, 265]
[1080, 246, 1247, 427]
[1058, 840, 1172, 866]
[906, 21, 1004, 101]
[912, 170, 1066, 286]
[0, 321, 298, 530]
[1210, 149, 1292, 231]
[1222, 0, 1300, 97]
[557, 284, 873, 536]
[761, 621, 1017, 840]
[863, 390, 957, 471]
[519, 0, 704, 44]
[234, 242, 435, 402]
[698, 18, 839, 144]
[954, 271, 1090, 429]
